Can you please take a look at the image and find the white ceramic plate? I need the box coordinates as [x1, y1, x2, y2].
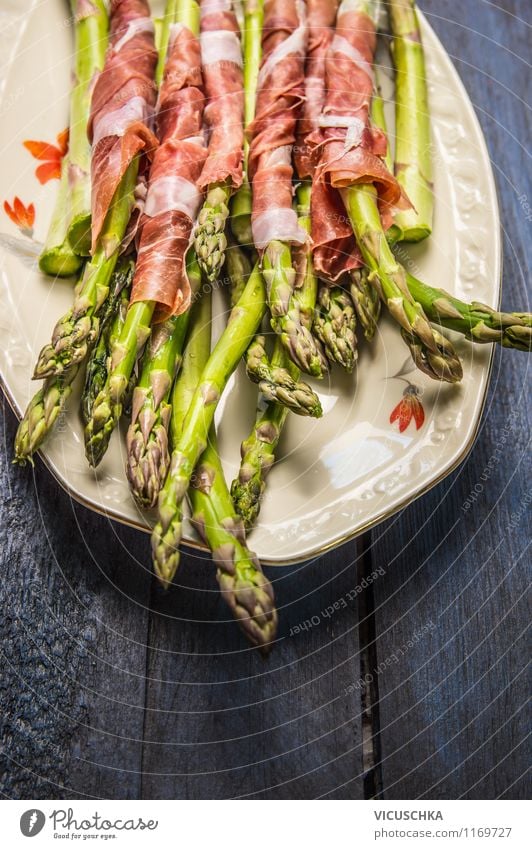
[0, 1, 500, 564]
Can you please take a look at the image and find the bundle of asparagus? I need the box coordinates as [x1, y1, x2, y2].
[84, 0, 207, 469]
[11, 0, 532, 652]
[173, 291, 278, 651]
[193, 0, 245, 281]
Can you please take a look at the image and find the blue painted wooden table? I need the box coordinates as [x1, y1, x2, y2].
[0, 0, 529, 799]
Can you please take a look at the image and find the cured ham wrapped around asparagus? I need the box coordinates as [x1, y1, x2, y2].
[83, 8, 208, 468]
[130, 22, 207, 320]
[247, 0, 307, 252]
[246, 0, 326, 377]
[88, 0, 158, 252]
[333, 0, 462, 382]
[309, 0, 407, 282]
[293, 0, 358, 370]
[192, 0, 245, 280]
[312, 0, 403, 203]
[294, 0, 338, 181]
[292, 0, 359, 284]
[198, 0, 244, 192]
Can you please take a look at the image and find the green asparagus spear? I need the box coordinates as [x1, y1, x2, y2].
[343, 70, 383, 342]
[230, 345, 290, 530]
[169, 286, 276, 644]
[152, 263, 266, 586]
[67, 0, 109, 255]
[126, 319, 188, 507]
[126, 257, 202, 507]
[313, 283, 357, 372]
[229, 236, 322, 414]
[194, 182, 233, 283]
[156, 0, 179, 82]
[369, 41, 529, 352]
[14, 260, 133, 464]
[169, 289, 211, 444]
[194, 0, 246, 280]
[81, 258, 134, 423]
[230, 0, 264, 247]
[38, 156, 83, 277]
[231, 182, 321, 527]
[224, 237, 253, 306]
[224, 238, 321, 416]
[245, 334, 322, 416]
[33, 160, 138, 380]
[263, 180, 325, 378]
[39, 0, 108, 273]
[154, 17, 164, 54]
[234, 0, 321, 375]
[167, 288, 278, 649]
[13, 370, 79, 465]
[84, 296, 153, 467]
[84, 0, 200, 467]
[341, 184, 463, 382]
[190, 432, 278, 651]
[370, 70, 393, 174]
[328, 2, 459, 382]
[350, 266, 381, 341]
[263, 240, 325, 377]
[405, 273, 532, 351]
[388, 0, 433, 242]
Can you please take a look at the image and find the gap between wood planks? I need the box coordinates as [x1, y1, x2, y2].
[357, 532, 384, 799]
[135, 537, 383, 799]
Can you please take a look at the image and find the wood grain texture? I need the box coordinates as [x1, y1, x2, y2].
[140, 544, 364, 799]
[0, 400, 153, 799]
[371, 0, 531, 800]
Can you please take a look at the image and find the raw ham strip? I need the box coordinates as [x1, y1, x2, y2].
[291, 0, 360, 281]
[248, 0, 308, 250]
[197, 0, 244, 191]
[89, 0, 158, 252]
[294, 0, 338, 180]
[311, 177, 362, 282]
[310, 0, 409, 282]
[130, 23, 207, 321]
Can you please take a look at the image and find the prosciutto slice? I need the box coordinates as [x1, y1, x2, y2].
[89, 0, 158, 252]
[310, 0, 409, 282]
[248, 0, 308, 251]
[197, 0, 244, 191]
[130, 23, 208, 321]
[294, 0, 338, 180]
[291, 0, 359, 282]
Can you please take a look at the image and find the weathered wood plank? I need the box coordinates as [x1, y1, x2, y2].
[0, 401, 152, 799]
[140, 542, 365, 799]
[371, 0, 531, 800]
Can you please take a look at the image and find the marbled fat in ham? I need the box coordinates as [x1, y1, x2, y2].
[248, 0, 308, 250]
[129, 23, 207, 321]
[197, 0, 244, 190]
[89, 0, 158, 252]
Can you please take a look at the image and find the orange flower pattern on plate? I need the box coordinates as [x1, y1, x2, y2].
[3, 196, 35, 236]
[390, 385, 425, 433]
[23, 128, 68, 184]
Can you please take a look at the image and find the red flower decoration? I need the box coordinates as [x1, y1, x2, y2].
[3, 196, 35, 236]
[390, 384, 425, 433]
[23, 128, 69, 184]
